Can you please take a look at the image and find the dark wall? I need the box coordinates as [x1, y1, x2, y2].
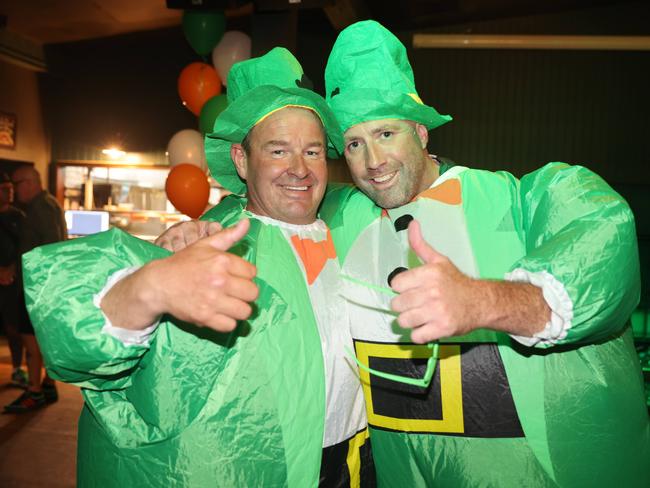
[401, 1, 650, 186]
[295, 2, 650, 188]
[40, 20, 248, 156]
[414, 47, 649, 185]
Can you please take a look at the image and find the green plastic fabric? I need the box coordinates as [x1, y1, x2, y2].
[23, 195, 326, 487]
[205, 47, 343, 195]
[320, 162, 650, 487]
[324, 20, 452, 134]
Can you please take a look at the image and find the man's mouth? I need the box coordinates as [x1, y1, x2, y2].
[369, 171, 397, 185]
[282, 185, 309, 191]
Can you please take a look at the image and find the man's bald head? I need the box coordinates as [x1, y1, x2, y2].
[12, 166, 43, 205]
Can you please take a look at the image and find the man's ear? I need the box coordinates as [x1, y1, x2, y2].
[231, 144, 248, 180]
[415, 123, 429, 150]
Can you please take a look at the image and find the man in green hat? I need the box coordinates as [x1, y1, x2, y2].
[320, 20, 649, 487]
[22, 48, 374, 487]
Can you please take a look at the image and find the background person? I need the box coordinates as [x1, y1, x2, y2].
[0, 172, 27, 389]
[4, 166, 66, 413]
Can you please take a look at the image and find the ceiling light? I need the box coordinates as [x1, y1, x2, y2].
[102, 148, 126, 159]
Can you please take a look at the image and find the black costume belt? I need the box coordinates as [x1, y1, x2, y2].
[354, 341, 524, 438]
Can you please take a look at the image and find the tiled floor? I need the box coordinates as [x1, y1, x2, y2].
[0, 338, 81, 487]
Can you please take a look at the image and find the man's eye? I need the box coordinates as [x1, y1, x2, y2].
[272, 150, 285, 156]
[380, 131, 393, 139]
[346, 141, 360, 151]
[306, 150, 321, 157]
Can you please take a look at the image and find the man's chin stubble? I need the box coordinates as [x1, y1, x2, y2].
[360, 187, 405, 209]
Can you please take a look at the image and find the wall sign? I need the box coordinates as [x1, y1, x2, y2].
[0, 112, 17, 150]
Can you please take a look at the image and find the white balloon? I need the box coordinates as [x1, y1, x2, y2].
[212, 31, 252, 86]
[166, 129, 206, 170]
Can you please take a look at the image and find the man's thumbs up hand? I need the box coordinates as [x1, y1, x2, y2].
[390, 220, 479, 344]
[407, 219, 447, 265]
[154, 218, 258, 332]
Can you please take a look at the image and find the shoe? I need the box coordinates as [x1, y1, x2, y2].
[10, 368, 28, 389]
[42, 382, 58, 404]
[4, 390, 46, 413]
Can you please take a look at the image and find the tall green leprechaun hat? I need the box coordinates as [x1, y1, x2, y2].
[325, 20, 452, 134]
[205, 47, 343, 195]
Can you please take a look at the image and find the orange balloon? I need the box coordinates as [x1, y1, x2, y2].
[178, 62, 222, 116]
[165, 163, 210, 218]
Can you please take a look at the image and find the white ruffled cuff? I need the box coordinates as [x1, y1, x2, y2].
[95, 267, 159, 347]
[504, 269, 574, 347]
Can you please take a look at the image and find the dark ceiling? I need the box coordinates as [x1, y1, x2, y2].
[0, 0, 643, 47]
[332, 0, 640, 31]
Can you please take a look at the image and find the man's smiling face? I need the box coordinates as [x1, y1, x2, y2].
[343, 119, 435, 209]
[232, 107, 328, 225]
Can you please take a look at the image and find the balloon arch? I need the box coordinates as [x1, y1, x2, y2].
[166, 9, 251, 218]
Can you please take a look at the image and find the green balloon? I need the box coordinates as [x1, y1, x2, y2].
[182, 10, 226, 57]
[199, 94, 229, 134]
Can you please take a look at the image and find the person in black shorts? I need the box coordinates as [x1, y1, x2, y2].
[4, 167, 66, 413]
[0, 172, 27, 389]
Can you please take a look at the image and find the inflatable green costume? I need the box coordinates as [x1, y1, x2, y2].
[319, 20, 650, 488]
[23, 48, 373, 487]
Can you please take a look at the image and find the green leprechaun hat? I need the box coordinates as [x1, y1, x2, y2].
[325, 20, 452, 134]
[205, 47, 344, 195]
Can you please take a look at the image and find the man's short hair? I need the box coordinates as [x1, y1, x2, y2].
[241, 127, 254, 156]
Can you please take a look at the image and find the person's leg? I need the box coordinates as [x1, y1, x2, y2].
[7, 322, 27, 387]
[41, 370, 58, 403]
[0, 286, 27, 387]
[6, 321, 24, 369]
[22, 333, 43, 392]
[3, 292, 55, 412]
[4, 333, 46, 412]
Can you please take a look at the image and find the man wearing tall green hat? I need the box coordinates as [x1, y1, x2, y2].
[21, 48, 374, 487]
[319, 20, 649, 487]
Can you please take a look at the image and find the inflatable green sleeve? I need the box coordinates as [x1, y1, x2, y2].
[514, 162, 640, 345]
[23, 229, 169, 390]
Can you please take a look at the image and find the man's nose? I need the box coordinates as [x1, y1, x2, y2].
[365, 141, 384, 170]
[288, 154, 309, 178]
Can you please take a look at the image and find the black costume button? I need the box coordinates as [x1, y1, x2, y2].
[330, 87, 340, 97]
[394, 214, 414, 232]
[387, 267, 408, 287]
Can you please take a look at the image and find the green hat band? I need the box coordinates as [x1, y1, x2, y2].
[325, 20, 452, 133]
[204, 48, 343, 195]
